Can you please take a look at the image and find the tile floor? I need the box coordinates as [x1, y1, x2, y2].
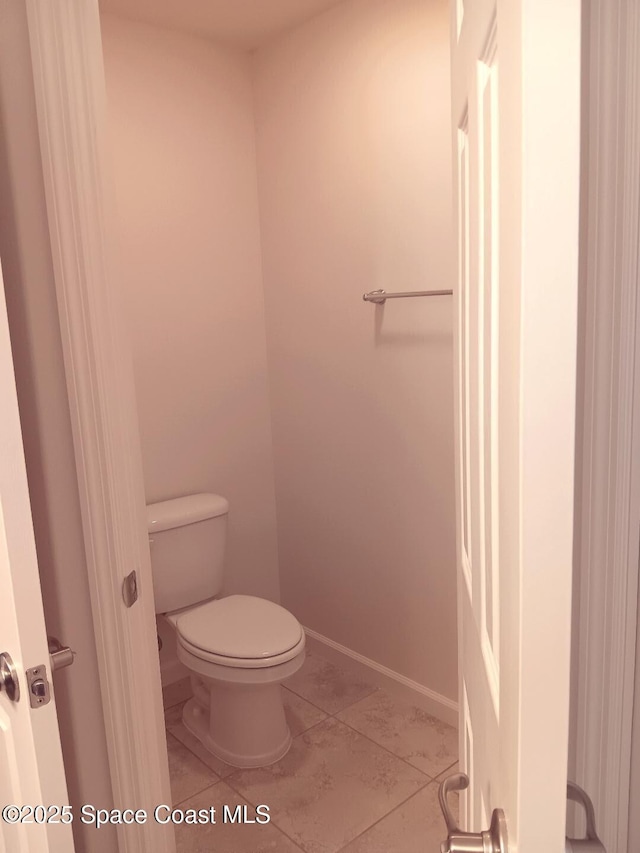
[163, 651, 458, 853]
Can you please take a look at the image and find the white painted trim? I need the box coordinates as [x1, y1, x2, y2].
[571, 2, 640, 850]
[23, 2, 174, 851]
[304, 627, 459, 728]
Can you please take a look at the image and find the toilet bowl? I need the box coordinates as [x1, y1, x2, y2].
[147, 494, 304, 768]
[166, 594, 305, 767]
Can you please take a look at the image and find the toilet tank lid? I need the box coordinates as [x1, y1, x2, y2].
[146, 493, 229, 533]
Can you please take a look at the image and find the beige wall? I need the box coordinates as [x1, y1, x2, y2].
[0, 4, 115, 851]
[102, 0, 457, 700]
[101, 15, 280, 602]
[253, 0, 457, 699]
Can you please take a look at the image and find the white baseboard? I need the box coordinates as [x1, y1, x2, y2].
[303, 627, 459, 728]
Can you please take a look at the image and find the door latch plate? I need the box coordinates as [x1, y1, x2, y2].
[26, 664, 51, 708]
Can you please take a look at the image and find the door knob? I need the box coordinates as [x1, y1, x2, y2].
[439, 772, 508, 853]
[0, 652, 20, 702]
[565, 782, 605, 852]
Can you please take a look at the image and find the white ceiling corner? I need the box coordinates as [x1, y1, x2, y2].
[98, 0, 346, 50]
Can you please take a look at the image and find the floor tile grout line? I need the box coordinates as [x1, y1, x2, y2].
[170, 746, 437, 853]
[165, 723, 454, 851]
[285, 714, 334, 743]
[290, 717, 331, 739]
[164, 658, 457, 850]
[168, 706, 455, 798]
[321, 687, 459, 781]
[435, 759, 460, 781]
[333, 776, 443, 853]
[167, 702, 455, 786]
[168, 716, 330, 783]
[282, 683, 379, 717]
[174, 777, 224, 809]
[335, 687, 379, 714]
[324, 685, 379, 717]
[170, 715, 437, 853]
[174, 774, 306, 851]
[166, 729, 228, 785]
[281, 682, 353, 715]
[328, 715, 447, 782]
[220, 774, 307, 852]
[219, 720, 440, 853]
[162, 683, 191, 712]
[283, 653, 379, 715]
[330, 686, 457, 732]
[282, 685, 331, 718]
[284, 712, 437, 785]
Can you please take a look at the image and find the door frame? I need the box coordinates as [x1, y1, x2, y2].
[569, 1, 640, 851]
[23, 2, 173, 851]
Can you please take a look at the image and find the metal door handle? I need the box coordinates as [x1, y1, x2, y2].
[48, 636, 76, 672]
[0, 652, 20, 702]
[565, 782, 605, 852]
[438, 772, 508, 853]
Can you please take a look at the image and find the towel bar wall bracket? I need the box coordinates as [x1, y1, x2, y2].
[362, 288, 453, 304]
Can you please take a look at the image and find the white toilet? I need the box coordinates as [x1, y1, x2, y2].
[147, 493, 305, 768]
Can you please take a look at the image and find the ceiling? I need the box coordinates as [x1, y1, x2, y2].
[98, 0, 346, 50]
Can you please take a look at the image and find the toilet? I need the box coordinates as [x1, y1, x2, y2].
[147, 493, 305, 768]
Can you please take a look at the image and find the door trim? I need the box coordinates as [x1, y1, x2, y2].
[571, 2, 640, 850]
[24, 2, 173, 850]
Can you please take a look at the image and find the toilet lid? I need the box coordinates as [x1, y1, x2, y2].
[175, 595, 303, 660]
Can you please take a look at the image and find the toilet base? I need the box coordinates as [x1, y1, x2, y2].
[182, 677, 293, 768]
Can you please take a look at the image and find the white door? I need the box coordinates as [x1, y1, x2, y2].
[449, 1, 581, 851]
[0, 258, 74, 852]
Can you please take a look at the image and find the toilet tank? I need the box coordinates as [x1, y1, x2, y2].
[146, 493, 229, 614]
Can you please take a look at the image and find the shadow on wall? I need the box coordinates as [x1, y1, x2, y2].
[371, 298, 454, 347]
[271, 339, 456, 699]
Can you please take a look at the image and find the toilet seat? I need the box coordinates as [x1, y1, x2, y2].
[168, 594, 305, 669]
[178, 632, 306, 670]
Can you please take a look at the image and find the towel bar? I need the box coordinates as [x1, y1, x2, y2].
[362, 288, 453, 304]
